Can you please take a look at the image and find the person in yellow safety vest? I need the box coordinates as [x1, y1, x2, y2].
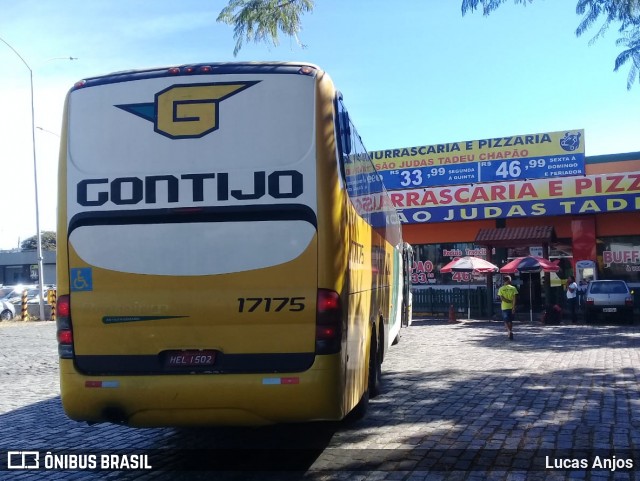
[498, 275, 518, 341]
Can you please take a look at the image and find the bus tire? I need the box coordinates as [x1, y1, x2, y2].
[346, 390, 369, 423]
[346, 329, 379, 423]
[368, 328, 382, 398]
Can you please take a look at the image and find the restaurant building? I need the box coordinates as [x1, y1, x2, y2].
[369, 130, 640, 315]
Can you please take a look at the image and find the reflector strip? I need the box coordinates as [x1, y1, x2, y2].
[85, 381, 120, 388]
[262, 377, 300, 385]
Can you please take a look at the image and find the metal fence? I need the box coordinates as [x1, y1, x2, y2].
[412, 287, 491, 318]
[412, 285, 640, 321]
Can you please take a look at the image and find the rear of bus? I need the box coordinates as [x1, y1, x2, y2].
[57, 63, 346, 426]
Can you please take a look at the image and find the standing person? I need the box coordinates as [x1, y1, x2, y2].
[577, 279, 588, 307]
[566, 275, 578, 323]
[498, 275, 518, 340]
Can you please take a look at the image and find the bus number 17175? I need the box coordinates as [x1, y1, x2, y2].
[237, 297, 306, 313]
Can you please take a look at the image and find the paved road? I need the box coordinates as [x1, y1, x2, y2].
[1, 318, 639, 480]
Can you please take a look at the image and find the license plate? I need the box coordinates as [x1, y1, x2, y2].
[602, 307, 617, 313]
[165, 350, 217, 367]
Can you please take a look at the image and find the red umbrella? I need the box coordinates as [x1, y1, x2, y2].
[500, 256, 560, 322]
[440, 256, 500, 274]
[440, 256, 499, 319]
[500, 256, 560, 274]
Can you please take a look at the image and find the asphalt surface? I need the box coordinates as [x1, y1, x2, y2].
[1, 316, 639, 480]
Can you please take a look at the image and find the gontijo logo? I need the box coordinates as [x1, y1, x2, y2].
[116, 82, 258, 139]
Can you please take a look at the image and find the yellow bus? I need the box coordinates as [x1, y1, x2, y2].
[56, 62, 409, 427]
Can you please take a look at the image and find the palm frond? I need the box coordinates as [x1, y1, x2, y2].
[576, 0, 640, 37]
[575, 0, 603, 37]
[217, 0, 314, 56]
[614, 26, 640, 89]
[614, 47, 634, 70]
[625, 61, 638, 89]
[461, 0, 530, 16]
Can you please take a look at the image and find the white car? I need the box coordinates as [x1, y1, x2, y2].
[0, 298, 15, 321]
[0, 285, 55, 320]
[2, 286, 38, 304]
[26, 286, 56, 304]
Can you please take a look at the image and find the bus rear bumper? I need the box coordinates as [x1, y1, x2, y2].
[59, 355, 345, 427]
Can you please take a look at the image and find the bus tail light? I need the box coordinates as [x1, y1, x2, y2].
[316, 289, 342, 355]
[298, 66, 316, 76]
[56, 295, 75, 359]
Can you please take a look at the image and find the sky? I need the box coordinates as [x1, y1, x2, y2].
[0, 0, 639, 250]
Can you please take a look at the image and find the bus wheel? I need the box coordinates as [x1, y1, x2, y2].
[346, 390, 369, 423]
[368, 329, 382, 398]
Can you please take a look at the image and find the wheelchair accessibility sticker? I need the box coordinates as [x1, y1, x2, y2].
[71, 268, 93, 292]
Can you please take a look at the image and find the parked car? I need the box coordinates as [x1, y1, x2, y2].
[1, 286, 39, 305]
[0, 297, 15, 321]
[0, 286, 15, 299]
[26, 286, 55, 303]
[0, 286, 20, 320]
[583, 280, 634, 324]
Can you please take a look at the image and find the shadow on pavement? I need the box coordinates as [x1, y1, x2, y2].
[454, 319, 640, 352]
[0, 396, 338, 479]
[334, 363, 640, 473]
[2, 318, 640, 478]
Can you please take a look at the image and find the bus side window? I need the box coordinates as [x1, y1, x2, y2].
[340, 110, 352, 156]
[335, 96, 352, 184]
